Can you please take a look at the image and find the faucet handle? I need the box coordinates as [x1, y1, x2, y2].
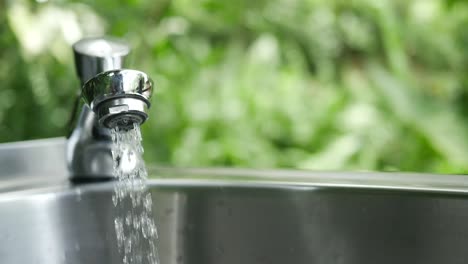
[73, 36, 130, 85]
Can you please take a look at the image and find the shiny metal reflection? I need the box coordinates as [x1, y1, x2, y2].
[73, 37, 130, 85]
[81, 69, 153, 130]
[2, 178, 468, 264]
[68, 37, 154, 180]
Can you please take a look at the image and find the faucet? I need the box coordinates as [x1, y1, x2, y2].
[66, 37, 154, 182]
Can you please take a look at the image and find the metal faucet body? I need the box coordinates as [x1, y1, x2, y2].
[67, 37, 153, 182]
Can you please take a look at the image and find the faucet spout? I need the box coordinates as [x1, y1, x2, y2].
[82, 69, 153, 130]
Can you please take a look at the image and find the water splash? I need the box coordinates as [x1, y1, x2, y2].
[111, 124, 159, 264]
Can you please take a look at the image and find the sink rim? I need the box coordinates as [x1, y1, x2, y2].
[2, 137, 468, 196]
[151, 167, 468, 194]
[1, 167, 468, 204]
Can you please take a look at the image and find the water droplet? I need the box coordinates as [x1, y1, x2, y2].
[133, 217, 140, 229]
[124, 239, 132, 254]
[112, 195, 118, 206]
[125, 214, 132, 226]
[144, 193, 152, 211]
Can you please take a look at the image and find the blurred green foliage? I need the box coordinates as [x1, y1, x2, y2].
[2, 0, 468, 173]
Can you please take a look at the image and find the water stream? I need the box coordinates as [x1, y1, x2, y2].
[111, 124, 159, 264]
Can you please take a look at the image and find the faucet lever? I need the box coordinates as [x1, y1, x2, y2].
[73, 37, 130, 85]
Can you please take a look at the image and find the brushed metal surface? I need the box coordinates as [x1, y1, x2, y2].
[0, 137, 67, 180]
[3, 139, 468, 263]
[1, 179, 468, 264]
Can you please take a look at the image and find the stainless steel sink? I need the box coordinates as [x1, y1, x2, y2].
[2, 171, 468, 264]
[2, 139, 468, 264]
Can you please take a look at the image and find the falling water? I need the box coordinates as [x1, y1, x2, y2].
[111, 123, 159, 264]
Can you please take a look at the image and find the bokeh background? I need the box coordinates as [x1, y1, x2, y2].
[1, 0, 468, 173]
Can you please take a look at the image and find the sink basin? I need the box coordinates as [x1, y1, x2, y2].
[2, 138, 468, 264]
[2, 170, 468, 264]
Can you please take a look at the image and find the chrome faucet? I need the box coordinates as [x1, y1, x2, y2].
[67, 37, 154, 182]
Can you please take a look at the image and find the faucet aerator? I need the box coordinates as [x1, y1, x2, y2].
[96, 97, 150, 130]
